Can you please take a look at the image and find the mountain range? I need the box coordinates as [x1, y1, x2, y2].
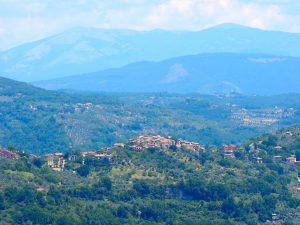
[1, 23, 300, 82]
[35, 52, 300, 95]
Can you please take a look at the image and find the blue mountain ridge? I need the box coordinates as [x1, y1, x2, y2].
[1, 23, 300, 81]
[34, 52, 300, 95]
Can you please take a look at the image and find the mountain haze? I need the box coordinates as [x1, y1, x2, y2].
[1, 23, 300, 81]
[35, 53, 300, 95]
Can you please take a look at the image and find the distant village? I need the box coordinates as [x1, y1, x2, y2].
[0, 135, 205, 172]
[0, 134, 299, 173]
[219, 143, 299, 166]
[126, 135, 205, 152]
[231, 106, 295, 127]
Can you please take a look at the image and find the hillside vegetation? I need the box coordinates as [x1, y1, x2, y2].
[1, 77, 300, 154]
[0, 126, 299, 224]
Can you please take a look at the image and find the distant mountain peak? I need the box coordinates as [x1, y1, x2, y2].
[34, 52, 300, 95]
[1, 24, 300, 82]
[206, 23, 260, 31]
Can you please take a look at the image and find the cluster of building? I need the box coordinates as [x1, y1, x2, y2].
[128, 135, 175, 151]
[219, 143, 300, 165]
[0, 148, 20, 160]
[2, 133, 298, 174]
[41, 151, 112, 171]
[127, 135, 204, 152]
[176, 139, 205, 152]
[43, 153, 66, 172]
[252, 145, 299, 165]
[219, 144, 237, 159]
[272, 154, 300, 165]
[81, 151, 111, 164]
[231, 107, 296, 128]
[75, 102, 93, 111]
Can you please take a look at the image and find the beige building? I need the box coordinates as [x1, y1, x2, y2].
[43, 153, 65, 172]
[129, 135, 175, 150]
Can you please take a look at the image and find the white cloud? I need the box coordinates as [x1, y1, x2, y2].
[0, 0, 299, 51]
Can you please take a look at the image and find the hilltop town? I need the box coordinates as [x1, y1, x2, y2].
[1, 133, 299, 174]
[0, 135, 206, 172]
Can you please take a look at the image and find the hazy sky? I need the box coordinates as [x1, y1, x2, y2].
[0, 0, 299, 50]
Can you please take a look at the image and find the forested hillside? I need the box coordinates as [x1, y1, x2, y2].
[1, 76, 300, 154]
[0, 126, 299, 224]
[244, 125, 300, 161]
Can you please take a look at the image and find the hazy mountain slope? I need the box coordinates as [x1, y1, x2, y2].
[35, 53, 300, 95]
[1, 23, 300, 81]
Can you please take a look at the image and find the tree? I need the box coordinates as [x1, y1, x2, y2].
[117, 206, 129, 218]
[133, 180, 150, 195]
[295, 150, 300, 161]
[33, 158, 45, 168]
[0, 192, 5, 210]
[76, 165, 90, 177]
[101, 177, 112, 191]
[222, 197, 237, 215]
[16, 206, 50, 224]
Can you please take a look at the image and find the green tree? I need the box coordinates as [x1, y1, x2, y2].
[76, 165, 90, 177]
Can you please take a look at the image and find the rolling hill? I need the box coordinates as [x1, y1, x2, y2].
[35, 53, 300, 95]
[1, 23, 300, 81]
[3, 76, 300, 153]
[0, 125, 299, 224]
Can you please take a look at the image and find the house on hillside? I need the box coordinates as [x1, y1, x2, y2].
[176, 139, 204, 152]
[94, 153, 112, 162]
[82, 151, 97, 157]
[0, 148, 20, 160]
[286, 155, 297, 165]
[254, 157, 263, 164]
[29, 154, 39, 159]
[43, 153, 65, 172]
[274, 146, 283, 150]
[68, 155, 77, 161]
[273, 155, 283, 162]
[81, 151, 112, 164]
[54, 152, 64, 158]
[220, 144, 236, 159]
[114, 143, 126, 148]
[220, 144, 236, 152]
[286, 154, 300, 166]
[131, 145, 144, 152]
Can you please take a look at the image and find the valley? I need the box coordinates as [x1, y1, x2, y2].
[1, 76, 300, 155]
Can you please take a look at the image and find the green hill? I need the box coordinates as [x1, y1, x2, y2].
[244, 125, 300, 162]
[2, 76, 300, 154]
[0, 130, 299, 224]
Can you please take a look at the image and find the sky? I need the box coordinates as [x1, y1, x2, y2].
[0, 0, 300, 51]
